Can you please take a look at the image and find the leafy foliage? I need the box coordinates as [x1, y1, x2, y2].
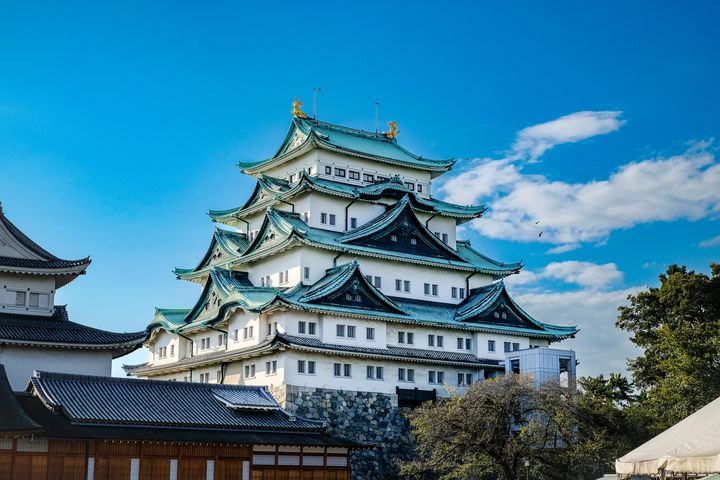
[616, 262, 720, 433]
[400, 374, 634, 480]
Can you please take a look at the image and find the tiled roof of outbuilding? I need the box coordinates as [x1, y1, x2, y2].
[0, 365, 42, 433]
[29, 371, 324, 431]
[0, 306, 146, 355]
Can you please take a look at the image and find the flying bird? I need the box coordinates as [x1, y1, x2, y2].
[538, 231, 543, 238]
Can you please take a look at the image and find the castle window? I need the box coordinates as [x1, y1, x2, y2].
[343, 364, 352, 377]
[465, 338, 472, 350]
[390, 234, 397, 242]
[347, 326, 356, 338]
[504, 342, 512, 352]
[334, 168, 346, 177]
[308, 361, 316, 374]
[325, 166, 332, 174]
[304, 266, 310, 279]
[297, 360, 305, 373]
[441, 233, 448, 244]
[334, 363, 352, 377]
[459, 288, 466, 299]
[494, 311, 501, 318]
[244, 364, 256, 378]
[399, 368, 415, 382]
[266, 361, 277, 375]
[366, 366, 384, 380]
[424, 283, 439, 296]
[336, 325, 346, 337]
[404, 182, 414, 191]
[429, 370, 444, 384]
[329, 214, 336, 226]
[407, 332, 414, 344]
[349, 171, 360, 180]
[374, 276, 381, 289]
[14, 291, 26, 306]
[298, 321, 306, 334]
[232, 329, 239, 342]
[488, 340, 496, 352]
[303, 211, 310, 222]
[170, 345, 175, 356]
[502, 312, 508, 319]
[437, 335, 444, 347]
[404, 280, 410, 292]
[452, 287, 458, 298]
[410, 237, 417, 245]
[428, 334, 435, 347]
[308, 322, 316, 335]
[417, 184, 423, 193]
[513, 342, 520, 351]
[218, 334, 224, 346]
[321, 213, 328, 224]
[398, 331, 405, 344]
[363, 173, 374, 182]
[395, 279, 402, 291]
[376, 176, 388, 182]
[458, 373, 473, 386]
[366, 327, 375, 340]
[350, 217, 357, 229]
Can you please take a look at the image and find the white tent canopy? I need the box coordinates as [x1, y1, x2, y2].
[616, 395, 720, 475]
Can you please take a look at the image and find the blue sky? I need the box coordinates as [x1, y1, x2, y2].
[1, 1, 718, 377]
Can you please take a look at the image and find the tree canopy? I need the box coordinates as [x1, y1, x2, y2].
[616, 262, 720, 433]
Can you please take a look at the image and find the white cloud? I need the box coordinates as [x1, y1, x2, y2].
[513, 111, 625, 162]
[699, 234, 720, 248]
[546, 243, 581, 254]
[473, 143, 720, 244]
[507, 261, 623, 290]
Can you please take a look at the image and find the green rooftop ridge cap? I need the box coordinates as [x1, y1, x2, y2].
[237, 117, 457, 175]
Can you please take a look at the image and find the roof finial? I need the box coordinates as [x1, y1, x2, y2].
[384, 121, 399, 139]
[312, 88, 321, 119]
[291, 98, 308, 118]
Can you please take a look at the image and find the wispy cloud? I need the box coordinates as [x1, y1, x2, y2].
[508, 260, 623, 290]
[438, 111, 720, 247]
[512, 111, 625, 163]
[699, 234, 720, 248]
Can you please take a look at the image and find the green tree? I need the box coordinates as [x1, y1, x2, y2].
[616, 262, 720, 433]
[400, 375, 618, 480]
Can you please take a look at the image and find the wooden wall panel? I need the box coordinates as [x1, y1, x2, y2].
[95, 456, 132, 480]
[179, 457, 207, 480]
[0, 451, 12, 480]
[47, 455, 85, 480]
[215, 459, 244, 479]
[140, 457, 171, 480]
[12, 454, 48, 480]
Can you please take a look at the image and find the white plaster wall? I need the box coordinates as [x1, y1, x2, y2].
[281, 350, 478, 396]
[247, 249, 302, 288]
[0, 346, 112, 390]
[148, 330, 180, 365]
[318, 314, 386, 348]
[262, 152, 319, 182]
[226, 310, 262, 349]
[0, 273, 55, 316]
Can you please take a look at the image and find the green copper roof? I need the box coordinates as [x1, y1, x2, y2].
[149, 264, 575, 340]
[237, 117, 456, 175]
[238, 206, 521, 274]
[209, 172, 485, 226]
[174, 227, 249, 283]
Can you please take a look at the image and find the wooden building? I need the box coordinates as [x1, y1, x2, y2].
[0, 365, 358, 479]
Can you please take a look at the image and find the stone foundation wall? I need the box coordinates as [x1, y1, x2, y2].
[270, 385, 414, 480]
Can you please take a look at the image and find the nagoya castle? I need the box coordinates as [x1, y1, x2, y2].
[128, 100, 578, 479]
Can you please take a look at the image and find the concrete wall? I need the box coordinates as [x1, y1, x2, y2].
[0, 345, 112, 390]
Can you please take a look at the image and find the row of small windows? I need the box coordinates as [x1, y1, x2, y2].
[486, 340, 521, 353]
[156, 345, 174, 358]
[8, 290, 50, 309]
[322, 165, 425, 193]
[231, 326, 254, 342]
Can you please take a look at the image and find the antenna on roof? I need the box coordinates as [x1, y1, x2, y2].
[313, 87, 321, 119]
[375, 101, 380, 133]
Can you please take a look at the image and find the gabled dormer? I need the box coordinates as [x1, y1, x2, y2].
[296, 260, 407, 315]
[174, 228, 248, 284]
[455, 281, 577, 338]
[338, 195, 465, 262]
